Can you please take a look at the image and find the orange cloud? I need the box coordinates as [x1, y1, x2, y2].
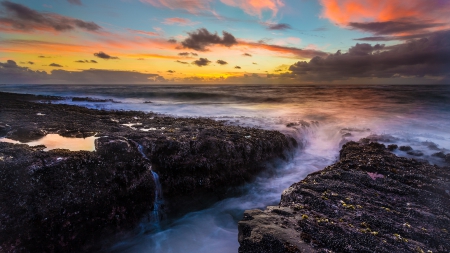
[220, 0, 284, 18]
[239, 41, 328, 59]
[319, 0, 450, 27]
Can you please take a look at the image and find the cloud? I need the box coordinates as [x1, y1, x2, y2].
[220, 0, 284, 18]
[128, 29, 160, 37]
[140, 0, 283, 18]
[240, 41, 329, 59]
[178, 52, 199, 57]
[181, 28, 237, 51]
[94, 51, 119, 60]
[176, 60, 189, 64]
[139, 0, 212, 14]
[168, 39, 177, 43]
[0, 59, 20, 68]
[163, 17, 198, 26]
[192, 58, 211, 67]
[243, 53, 252, 57]
[75, 60, 97, 63]
[27, 61, 34, 65]
[0, 60, 163, 84]
[216, 60, 228, 65]
[349, 20, 445, 35]
[267, 23, 291, 30]
[288, 31, 450, 82]
[49, 63, 63, 67]
[0, 1, 101, 33]
[67, 0, 82, 6]
[319, 0, 450, 35]
[234, 66, 241, 69]
[167, 70, 175, 73]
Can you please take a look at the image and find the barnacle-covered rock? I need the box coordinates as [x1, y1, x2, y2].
[239, 141, 450, 253]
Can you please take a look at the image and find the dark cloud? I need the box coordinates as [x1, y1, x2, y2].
[0, 59, 19, 68]
[181, 28, 237, 51]
[179, 52, 199, 57]
[235, 66, 241, 69]
[27, 61, 34, 65]
[0, 1, 101, 32]
[354, 31, 445, 41]
[75, 60, 97, 63]
[176, 60, 189, 64]
[243, 53, 252, 57]
[252, 62, 257, 65]
[137, 58, 145, 60]
[192, 58, 211, 67]
[94, 51, 119, 60]
[0, 60, 163, 84]
[349, 20, 444, 35]
[288, 31, 450, 82]
[216, 60, 228, 65]
[67, 0, 82, 6]
[168, 39, 177, 43]
[267, 23, 291, 30]
[167, 70, 175, 73]
[38, 55, 50, 58]
[49, 63, 63, 67]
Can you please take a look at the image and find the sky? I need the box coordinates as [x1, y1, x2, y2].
[0, 0, 449, 84]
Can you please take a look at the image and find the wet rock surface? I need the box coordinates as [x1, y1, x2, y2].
[0, 92, 296, 252]
[239, 141, 450, 253]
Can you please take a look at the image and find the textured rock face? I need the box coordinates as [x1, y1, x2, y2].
[239, 142, 450, 253]
[0, 141, 155, 253]
[0, 92, 297, 252]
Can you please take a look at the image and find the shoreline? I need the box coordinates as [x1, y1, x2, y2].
[238, 141, 450, 253]
[0, 92, 298, 252]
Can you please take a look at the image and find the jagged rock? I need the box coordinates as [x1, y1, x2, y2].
[239, 142, 450, 253]
[399, 146, 413, 151]
[0, 92, 297, 252]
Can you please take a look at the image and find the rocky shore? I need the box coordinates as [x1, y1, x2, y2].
[0, 92, 297, 252]
[239, 141, 450, 253]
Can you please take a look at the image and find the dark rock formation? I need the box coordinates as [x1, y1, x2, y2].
[239, 141, 450, 253]
[0, 141, 155, 253]
[0, 92, 296, 252]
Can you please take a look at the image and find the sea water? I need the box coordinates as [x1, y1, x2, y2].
[1, 84, 449, 252]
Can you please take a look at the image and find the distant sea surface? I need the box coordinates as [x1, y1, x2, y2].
[1, 84, 450, 252]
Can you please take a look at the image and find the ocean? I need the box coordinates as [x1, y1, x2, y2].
[1, 84, 449, 252]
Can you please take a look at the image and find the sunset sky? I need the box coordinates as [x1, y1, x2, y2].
[0, 0, 449, 84]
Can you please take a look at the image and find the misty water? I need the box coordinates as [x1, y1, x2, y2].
[1, 84, 450, 252]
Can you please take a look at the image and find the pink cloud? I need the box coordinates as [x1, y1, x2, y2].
[128, 29, 160, 36]
[220, 0, 284, 18]
[163, 17, 198, 26]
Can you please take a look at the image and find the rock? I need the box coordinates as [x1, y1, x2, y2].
[399, 145, 413, 151]
[432, 152, 446, 158]
[445, 154, 450, 164]
[0, 91, 297, 252]
[407, 150, 424, 156]
[6, 126, 46, 142]
[0, 141, 155, 253]
[239, 142, 450, 253]
[0, 123, 10, 136]
[387, 144, 398, 151]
